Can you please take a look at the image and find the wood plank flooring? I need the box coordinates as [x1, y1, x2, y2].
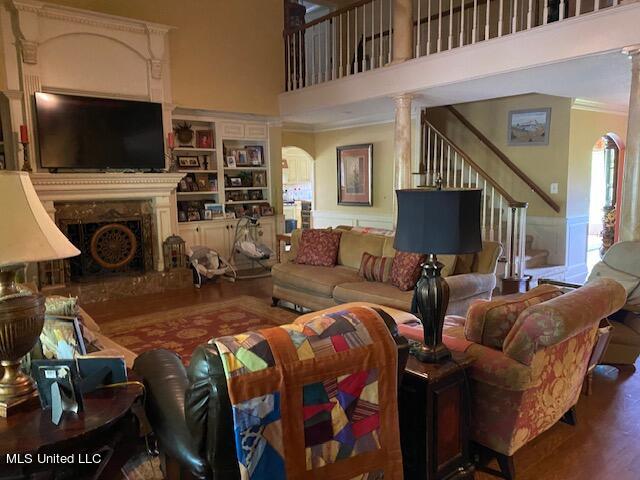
[84, 278, 640, 480]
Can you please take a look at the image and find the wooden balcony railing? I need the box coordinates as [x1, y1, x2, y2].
[283, 0, 621, 91]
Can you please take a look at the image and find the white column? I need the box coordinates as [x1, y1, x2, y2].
[620, 47, 640, 240]
[392, 0, 414, 63]
[393, 93, 413, 222]
[152, 195, 174, 271]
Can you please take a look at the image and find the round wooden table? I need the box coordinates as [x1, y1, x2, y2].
[0, 383, 143, 479]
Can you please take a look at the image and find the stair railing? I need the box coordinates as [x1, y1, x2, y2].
[419, 114, 528, 280]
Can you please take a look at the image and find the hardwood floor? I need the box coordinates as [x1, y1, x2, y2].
[84, 280, 640, 479]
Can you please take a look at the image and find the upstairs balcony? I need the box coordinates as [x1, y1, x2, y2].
[280, 0, 639, 120]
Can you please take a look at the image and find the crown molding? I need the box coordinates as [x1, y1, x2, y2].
[572, 98, 628, 116]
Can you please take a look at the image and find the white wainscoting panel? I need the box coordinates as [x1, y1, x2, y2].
[311, 211, 394, 230]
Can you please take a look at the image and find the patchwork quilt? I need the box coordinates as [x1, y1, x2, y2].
[213, 306, 403, 480]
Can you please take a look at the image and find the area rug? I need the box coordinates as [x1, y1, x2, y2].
[100, 295, 298, 364]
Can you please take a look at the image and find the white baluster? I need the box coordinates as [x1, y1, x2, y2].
[498, 196, 503, 246]
[460, 158, 465, 187]
[437, 0, 443, 52]
[559, 0, 565, 19]
[447, 145, 451, 186]
[490, 187, 495, 240]
[594, 0, 599, 12]
[416, 0, 422, 57]
[460, 0, 466, 46]
[347, 10, 351, 75]
[472, 0, 478, 43]
[305, 29, 310, 86]
[354, 6, 358, 75]
[449, 0, 454, 49]
[427, 0, 432, 54]
[325, 21, 329, 81]
[379, 0, 384, 66]
[286, 34, 291, 91]
[453, 151, 458, 186]
[512, 0, 519, 33]
[370, 1, 375, 68]
[482, 180, 487, 236]
[543, 0, 549, 24]
[389, 0, 393, 64]
[485, 0, 491, 40]
[498, 0, 504, 36]
[299, 30, 304, 88]
[310, 26, 315, 85]
[527, 0, 533, 28]
[362, 5, 366, 72]
[426, 127, 432, 184]
[439, 138, 444, 180]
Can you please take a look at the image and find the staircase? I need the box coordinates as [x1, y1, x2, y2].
[524, 235, 565, 287]
[420, 107, 566, 292]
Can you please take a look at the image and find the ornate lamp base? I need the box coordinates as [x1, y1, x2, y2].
[413, 253, 451, 363]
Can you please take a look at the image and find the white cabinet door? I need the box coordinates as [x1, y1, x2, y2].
[178, 224, 200, 250]
[200, 222, 229, 256]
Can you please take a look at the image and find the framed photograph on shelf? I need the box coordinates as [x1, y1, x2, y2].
[252, 171, 267, 187]
[508, 108, 551, 146]
[246, 146, 263, 166]
[230, 177, 243, 187]
[236, 149, 249, 165]
[195, 174, 209, 191]
[196, 129, 214, 149]
[337, 144, 373, 206]
[178, 179, 189, 192]
[226, 155, 236, 168]
[260, 205, 274, 216]
[187, 209, 201, 221]
[178, 210, 188, 222]
[203, 210, 213, 220]
[249, 190, 264, 200]
[178, 156, 200, 168]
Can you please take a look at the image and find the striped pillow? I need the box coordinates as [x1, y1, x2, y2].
[358, 252, 393, 282]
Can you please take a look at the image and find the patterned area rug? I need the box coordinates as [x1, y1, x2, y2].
[100, 295, 297, 364]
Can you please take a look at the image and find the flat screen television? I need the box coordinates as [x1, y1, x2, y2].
[34, 92, 165, 171]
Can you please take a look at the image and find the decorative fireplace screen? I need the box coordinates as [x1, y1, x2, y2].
[54, 201, 154, 282]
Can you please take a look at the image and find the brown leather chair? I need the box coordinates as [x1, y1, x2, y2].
[133, 307, 409, 479]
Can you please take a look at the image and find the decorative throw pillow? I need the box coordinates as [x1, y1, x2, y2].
[390, 251, 427, 291]
[295, 229, 342, 267]
[358, 252, 393, 282]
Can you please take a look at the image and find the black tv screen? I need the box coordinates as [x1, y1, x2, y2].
[35, 92, 165, 170]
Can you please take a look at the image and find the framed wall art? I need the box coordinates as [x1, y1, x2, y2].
[508, 108, 551, 146]
[337, 144, 373, 206]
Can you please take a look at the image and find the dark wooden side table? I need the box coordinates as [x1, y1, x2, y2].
[0, 383, 143, 480]
[399, 351, 475, 480]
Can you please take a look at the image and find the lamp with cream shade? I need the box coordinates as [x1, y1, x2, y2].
[0, 171, 80, 416]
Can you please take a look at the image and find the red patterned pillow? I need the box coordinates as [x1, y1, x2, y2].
[390, 251, 427, 291]
[358, 252, 393, 282]
[295, 229, 342, 267]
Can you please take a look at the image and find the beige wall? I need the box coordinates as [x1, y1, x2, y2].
[429, 94, 572, 217]
[44, 0, 284, 115]
[282, 130, 316, 158]
[566, 108, 628, 218]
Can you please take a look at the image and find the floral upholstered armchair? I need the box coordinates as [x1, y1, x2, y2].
[398, 278, 626, 479]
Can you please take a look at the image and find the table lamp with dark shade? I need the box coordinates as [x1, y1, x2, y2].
[395, 188, 482, 363]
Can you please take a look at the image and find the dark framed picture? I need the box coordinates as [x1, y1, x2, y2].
[249, 190, 263, 200]
[246, 146, 263, 166]
[230, 177, 243, 187]
[178, 179, 188, 192]
[178, 156, 200, 168]
[196, 129, 214, 149]
[337, 144, 373, 206]
[226, 155, 236, 168]
[39, 316, 86, 360]
[508, 108, 551, 146]
[178, 210, 187, 222]
[252, 171, 267, 187]
[236, 149, 248, 165]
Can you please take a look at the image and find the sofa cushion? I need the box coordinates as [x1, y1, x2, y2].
[390, 251, 426, 291]
[337, 230, 386, 269]
[333, 281, 414, 311]
[295, 229, 342, 267]
[272, 262, 361, 297]
[465, 284, 563, 349]
[358, 252, 393, 282]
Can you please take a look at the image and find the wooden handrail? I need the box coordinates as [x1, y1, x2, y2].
[446, 106, 561, 213]
[284, 0, 374, 35]
[423, 118, 527, 208]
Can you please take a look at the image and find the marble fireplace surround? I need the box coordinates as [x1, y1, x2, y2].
[31, 172, 184, 271]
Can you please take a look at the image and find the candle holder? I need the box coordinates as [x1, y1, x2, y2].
[167, 133, 177, 172]
[20, 142, 32, 173]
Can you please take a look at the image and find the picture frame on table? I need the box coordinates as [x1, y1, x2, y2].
[178, 156, 200, 168]
[252, 171, 267, 187]
[226, 155, 237, 168]
[246, 146, 263, 166]
[196, 129, 214, 149]
[337, 144, 373, 206]
[38, 316, 87, 360]
[507, 108, 551, 146]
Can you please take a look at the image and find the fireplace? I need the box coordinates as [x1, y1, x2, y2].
[56, 201, 154, 282]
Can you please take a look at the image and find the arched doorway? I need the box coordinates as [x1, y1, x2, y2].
[587, 134, 624, 270]
[282, 146, 314, 232]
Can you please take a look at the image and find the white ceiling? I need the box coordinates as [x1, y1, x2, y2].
[281, 51, 631, 130]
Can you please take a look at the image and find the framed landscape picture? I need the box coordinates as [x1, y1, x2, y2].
[337, 144, 373, 206]
[508, 108, 551, 146]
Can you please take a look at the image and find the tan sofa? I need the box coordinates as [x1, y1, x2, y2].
[272, 227, 502, 316]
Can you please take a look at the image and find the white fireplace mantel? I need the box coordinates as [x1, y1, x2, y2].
[31, 172, 184, 271]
